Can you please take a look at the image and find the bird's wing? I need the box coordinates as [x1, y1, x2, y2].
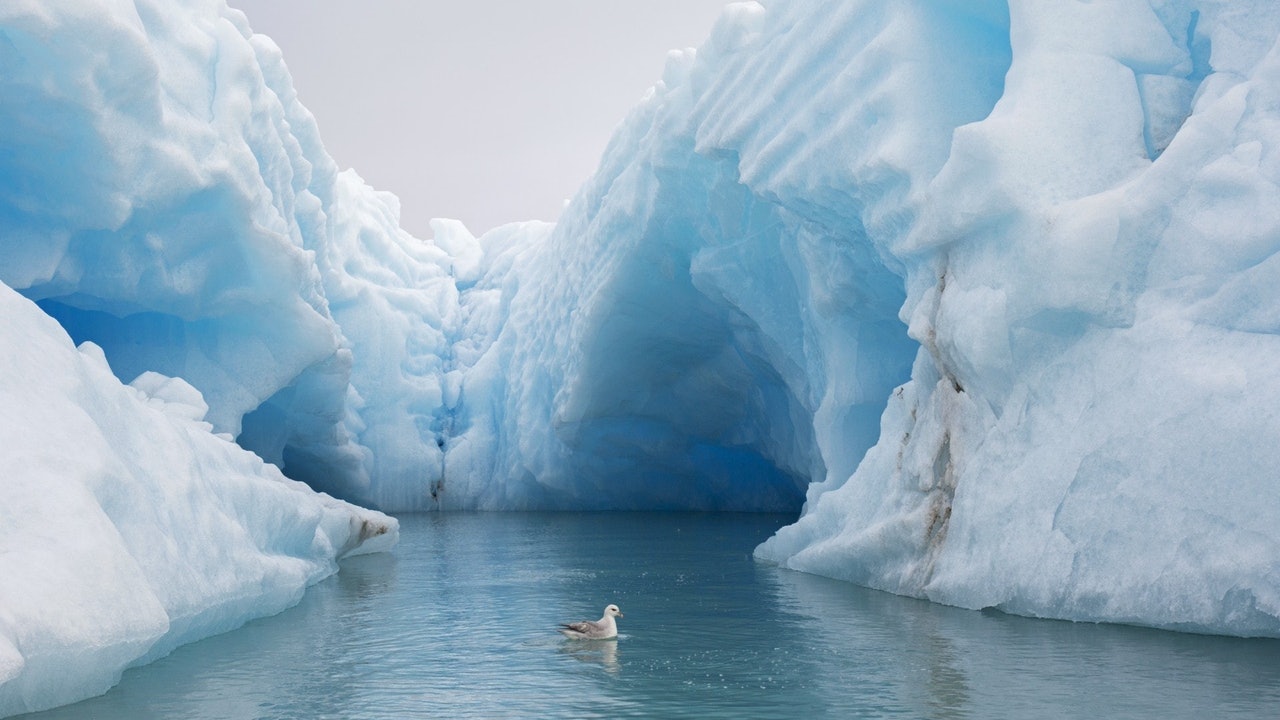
[560, 620, 602, 634]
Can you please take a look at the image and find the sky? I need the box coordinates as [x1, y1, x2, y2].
[228, 1, 729, 238]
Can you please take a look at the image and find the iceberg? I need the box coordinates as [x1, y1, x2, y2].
[0, 1, 407, 713]
[3, 0, 1280, 713]
[0, 0, 474, 511]
[0, 282, 395, 716]
[442, 0, 1280, 637]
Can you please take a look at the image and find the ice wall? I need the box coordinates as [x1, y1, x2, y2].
[753, 0, 1280, 638]
[0, 283, 396, 717]
[448, 0, 1280, 636]
[0, 3, 411, 712]
[439, 0, 1009, 509]
[3, 0, 1279, 654]
[0, 0, 465, 510]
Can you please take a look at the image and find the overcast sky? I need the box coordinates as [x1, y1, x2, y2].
[228, 1, 728, 238]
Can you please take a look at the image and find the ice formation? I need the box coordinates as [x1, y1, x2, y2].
[0, 283, 395, 716]
[0, 1, 404, 714]
[452, 0, 1280, 636]
[0, 0, 475, 511]
[3, 0, 1280, 712]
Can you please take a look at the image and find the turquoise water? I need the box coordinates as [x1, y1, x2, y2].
[26, 513, 1280, 719]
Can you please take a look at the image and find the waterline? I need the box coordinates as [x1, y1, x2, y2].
[26, 513, 1280, 719]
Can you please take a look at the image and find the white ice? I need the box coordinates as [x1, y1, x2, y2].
[3, 1, 1280, 714]
[0, 283, 395, 716]
[447, 0, 1280, 637]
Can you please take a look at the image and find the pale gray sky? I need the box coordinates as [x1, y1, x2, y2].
[229, 1, 728, 238]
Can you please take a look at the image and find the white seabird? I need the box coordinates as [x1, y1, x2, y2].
[558, 604, 624, 640]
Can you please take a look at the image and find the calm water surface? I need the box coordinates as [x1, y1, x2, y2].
[26, 513, 1280, 719]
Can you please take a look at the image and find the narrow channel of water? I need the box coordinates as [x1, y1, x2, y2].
[26, 513, 1280, 719]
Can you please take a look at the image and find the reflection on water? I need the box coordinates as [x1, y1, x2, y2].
[23, 513, 1280, 720]
[559, 639, 620, 675]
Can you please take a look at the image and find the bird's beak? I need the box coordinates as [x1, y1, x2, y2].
[617, 612, 624, 618]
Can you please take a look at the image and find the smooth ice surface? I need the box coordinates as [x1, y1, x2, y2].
[21, 514, 1280, 720]
[0, 284, 396, 717]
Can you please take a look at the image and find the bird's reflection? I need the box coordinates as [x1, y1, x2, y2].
[559, 639, 620, 674]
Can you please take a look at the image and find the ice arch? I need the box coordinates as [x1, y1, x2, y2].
[0, 0, 1011, 513]
[439, 0, 1011, 510]
[446, 154, 918, 510]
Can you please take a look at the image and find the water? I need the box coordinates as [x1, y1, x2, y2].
[25, 513, 1280, 719]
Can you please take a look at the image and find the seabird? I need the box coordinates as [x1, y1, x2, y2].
[558, 604, 624, 640]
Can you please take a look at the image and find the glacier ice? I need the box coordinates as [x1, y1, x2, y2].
[750, 0, 1280, 638]
[441, 0, 1012, 511]
[0, 282, 395, 716]
[441, 0, 1280, 637]
[0, 1, 407, 713]
[0, 0, 473, 511]
[3, 0, 1280, 713]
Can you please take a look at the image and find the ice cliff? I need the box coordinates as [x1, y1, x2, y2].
[0, 0, 485, 511]
[0, 281, 395, 716]
[0, 1, 403, 714]
[470, 0, 1280, 636]
[3, 0, 1280, 712]
[460, 0, 1280, 636]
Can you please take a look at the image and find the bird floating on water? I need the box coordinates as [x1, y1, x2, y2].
[559, 604, 624, 640]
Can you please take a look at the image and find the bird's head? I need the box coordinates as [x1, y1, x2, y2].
[605, 604, 623, 619]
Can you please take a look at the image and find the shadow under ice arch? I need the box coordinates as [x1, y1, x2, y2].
[438, 0, 1012, 511]
[540, 152, 920, 511]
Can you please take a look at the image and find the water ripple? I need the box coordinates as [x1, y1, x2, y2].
[25, 512, 1280, 719]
